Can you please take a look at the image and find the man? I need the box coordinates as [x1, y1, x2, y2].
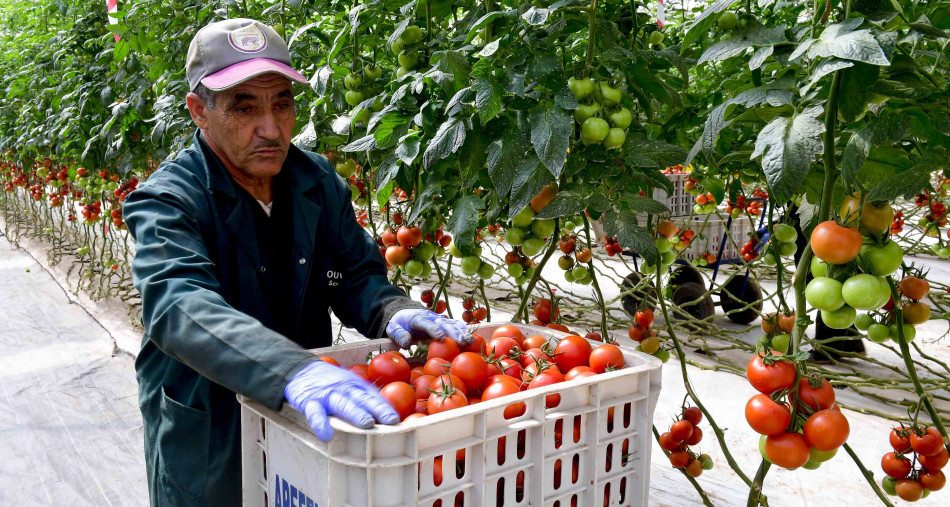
[123, 19, 470, 506]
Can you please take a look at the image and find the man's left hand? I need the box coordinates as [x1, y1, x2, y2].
[386, 308, 472, 348]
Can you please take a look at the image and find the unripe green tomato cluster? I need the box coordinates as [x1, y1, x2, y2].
[761, 224, 798, 265]
[448, 240, 493, 279]
[506, 206, 555, 256]
[569, 77, 630, 149]
[391, 25, 423, 78]
[343, 60, 386, 125]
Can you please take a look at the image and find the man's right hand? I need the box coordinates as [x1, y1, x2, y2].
[284, 360, 399, 440]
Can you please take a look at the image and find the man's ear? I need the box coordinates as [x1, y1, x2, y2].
[186, 92, 210, 129]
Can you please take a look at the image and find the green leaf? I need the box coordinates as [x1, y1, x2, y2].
[867, 166, 935, 202]
[434, 50, 472, 90]
[624, 194, 670, 215]
[697, 21, 787, 64]
[340, 134, 377, 153]
[423, 118, 468, 169]
[396, 133, 420, 165]
[530, 105, 572, 179]
[535, 184, 595, 220]
[487, 130, 530, 197]
[682, 0, 738, 51]
[908, 22, 948, 39]
[373, 112, 410, 149]
[509, 155, 555, 216]
[623, 131, 687, 170]
[471, 61, 503, 124]
[521, 6, 549, 25]
[603, 210, 659, 266]
[837, 63, 879, 122]
[447, 194, 487, 254]
[376, 179, 395, 209]
[807, 17, 890, 65]
[841, 124, 872, 191]
[800, 59, 853, 95]
[752, 106, 826, 203]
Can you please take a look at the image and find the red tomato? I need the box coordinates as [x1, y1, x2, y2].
[765, 432, 811, 469]
[368, 352, 411, 386]
[546, 323, 570, 333]
[669, 451, 690, 468]
[553, 335, 592, 373]
[427, 338, 460, 362]
[492, 325, 526, 344]
[413, 375, 436, 399]
[911, 427, 944, 456]
[499, 357, 523, 377]
[659, 432, 684, 452]
[881, 452, 912, 479]
[319, 356, 340, 366]
[460, 333, 486, 355]
[428, 391, 468, 414]
[487, 374, 523, 389]
[670, 420, 693, 442]
[684, 407, 703, 426]
[482, 381, 526, 419]
[430, 373, 467, 395]
[528, 371, 563, 408]
[487, 337, 520, 359]
[895, 479, 923, 502]
[745, 394, 791, 436]
[522, 361, 562, 383]
[410, 367, 424, 383]
[522, 335, 548, 350]
[520, 347, 553, 368]
[802, 409, 850, 451]
[628, 325, 648, 342]
[348, 363, 371, 381]
[889, 427, 912, 454]
[423, 357, 451, 377]
[686, 426, 703, 446]
[634, 308, 654, 328]
[533, 298, 559, 324]
[810, 221, 862, 265]
[404, 412, 426, 421]
[794, 377, 835, 412]
[746, 351, 796, 394]
[379, 381, 416, 420]
[919, 469, 946, 492]
[589, 344, 624, 373]
[451, 352, 490, 392]
[414, 399, 427, 414]
[565, 366, 596, 381]
[919, 447, 949, 471]
[485, 361, 502, 379]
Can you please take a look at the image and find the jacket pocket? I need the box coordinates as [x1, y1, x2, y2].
[158, 386, 210, 500]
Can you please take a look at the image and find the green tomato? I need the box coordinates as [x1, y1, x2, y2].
[460, 256, 481, 276]
[805, 277, 845, 312]
[654, 348, 671, 363]
[655, 237, 672, 253]
[563, 269, 575, 283]
[581, 117, 610, 145]
[802, 460, 821, 470]
[889, 323, 916, 342]
[693, 204, 705, 215]
[778, 241, 797, 257]
[568, 77, 594, 100]
[419, 261, 432, 278]
[505, 227, 525, 246]
[809, 448, 837, 463]
[572, 265, 589, 280]
[413, 242, 436, 261]
[507, 263, 524, 278]
[348, 184, 359, 200]
[404, 260, 424, 277]
[525, 266, 537, 279]
[336, 160, 357, 178]
[522, 238, 545, 257]
[859, 241, 903, 276]
[938, 247, 950, 259]
[603, 127, 626, 150]
[866, 323, 890, 343]
[608, 107, 632, 129]
[558, 255, 575, 270]
[574, 102, 601, 124]
[599, 83, 622, 107]
[576, 274, 592, 285]
[822, 305, 857, 329]
[842, 274, 887, 310]
[352, 108, 370, 125]
[563, 220, 576, 232]
[514, 275, 528, 285]
[648, 31, 665, 45]
[531, 218, 556, 239]
[718, 11, 738, 31]
[772, 333, 790, 353]
[356, 197, 368, 206]
[344, 73, 362, 90]
[363, 65, 382, 80]
[398, 50, 418, 69]
[399, 25, 423, 45]
[512, 206, 536, 228]
[811, 257, 828, 278]
[762, 251, 777, 266]
[700, 454, 714, 470]
[478, 263, 495, 279]
[661, 249, 676, 265]
[759, 435, 772, 463]
[642, 262, 657, 274]
[854, 313, 874, 331]
[881, 477, 896, 496]
[448, 241, 464, 258]
[344, 90, 364, 107]
[773, 223, 798, 243]
[395, 66, 411, 78]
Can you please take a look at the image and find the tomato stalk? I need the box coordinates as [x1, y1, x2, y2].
[745, 459, 770, 507]
[842, 443, 895, 507]
[477, 278, 491, 322]
[583, 0, 598, 75]
[514, 222, 560, 323]
[581, 213, 609, 340]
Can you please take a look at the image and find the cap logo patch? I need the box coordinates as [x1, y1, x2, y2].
[228, 24, 267, 53]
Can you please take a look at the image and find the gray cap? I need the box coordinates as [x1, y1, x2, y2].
[185, 18, 307, 92]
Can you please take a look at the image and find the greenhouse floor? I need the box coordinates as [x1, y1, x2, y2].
[1, 230, 944, 506]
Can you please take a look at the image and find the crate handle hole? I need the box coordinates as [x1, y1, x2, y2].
[455, 491, 464, 506]
[572, 454, 580, 484]
[620, 477, 627, 504]
[517, 429, 527, 460]
[605, 443, 614, 472]
[554, 458, 563, 489]
[623, 402, 632, 428]
[455, 448, 466, 479]
[607, 407, 615, 433]
[603, 482, 612, 507]
[554, 418, 564, 449]
[573, 415, 582, 443]
[496, 478, 505, 507]
[622, 439, 630, 466]
[434, 456, 444, 487]
[516, 470, 525, 502]
[497, 437, 506, 466]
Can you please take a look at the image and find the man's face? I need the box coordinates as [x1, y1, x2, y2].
[188, 74, 296, 179]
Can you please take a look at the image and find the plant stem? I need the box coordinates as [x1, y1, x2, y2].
[746, 459, 770, 507]
[582, 214, 609, 339]
[514, 225, 561, 323]
[584, 0, 598, 74]
[842, 443, 895, 507]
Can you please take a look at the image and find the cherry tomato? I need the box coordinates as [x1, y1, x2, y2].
[889, 427, 912, 454]
[634, 308, 655, 328]
[670, 420, 694, 442]
[669, 451, 690, 468]
[486, 337, 520, 359]
[840, 195, 894, 234]
[460, 333, 486, 355]
[684, 406, 703, 426]
[368, 352, 411, 386]
[413, 375, 436, 399]
[746, 351, 796, 394]
[486, 374, 523, 390]
[348, 363, 371, 381]
[520, 348, 553, 368]
[745, 394, 791, 436]
[628, 325, 648, 342]
[553, 334, 593, 372]
[481, 381, 526, 419]
[894, 479, 923, 502]
[686, 426, 703, 446]
[565, 366, 596, 381]
[410, 367, 424, 383]
[810, 221, 862, 265]
[765, 432, 811, 469]
[427, 338, 460, 361]
[522, 335, 548, 350]
[499, 357, 523, 378]
[533, 298, 559, 324]
[427, 391, 468, 414]
[902, 302, 931, 325]
[379, 381, 416, 420]
[451, 352, 490, 392]
[528, 371, 563, 408]
[522, 361, 561, 383]
[919, 469, 946, 492]
[492, 325, 526, 345]
[802, 409, 850, 451]
[423, 357, 451, 377]
[589, 344, 624, 373]
[659, 432, 684, 452]
[430, 373, 467, 395]
[794, 377, 835, 412]
[685, 459, 704, 478]
[911, 427, 944, 456]
[899, 276, 930, 301]
[881, 452, 912, 479]
[919, 447, 949, 471]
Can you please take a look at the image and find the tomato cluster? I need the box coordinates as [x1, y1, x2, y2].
[460, 297, 487, 324]
[627, 308, 668, 362]
[760, 223, 798, 266]
[557, 233, 594, 284]
[692, 191, 718, 215]
[419, 289, 447, 315]
[745, 352, 850, 470]
[756, 311, 795, 353]
[659, 406, 713, 477]
[642, 220, 682, 275]
[331, 326, 627, 423]
[880, 425, 947, 502]
[604, 236, 622, 256]
[740, 237, 760, 262]
[504, 185, 559, 284]
[691, 250, 717, 267]
[890, 211, 904, 235]
[662, 164, 691, 175]
[502, 249, 538, 284]
[570, 78, 630, 149]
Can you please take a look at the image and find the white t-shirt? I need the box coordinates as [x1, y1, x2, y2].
[256, 200, 273, 217]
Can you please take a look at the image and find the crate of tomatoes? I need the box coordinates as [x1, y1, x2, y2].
[239, 323, 662, 507]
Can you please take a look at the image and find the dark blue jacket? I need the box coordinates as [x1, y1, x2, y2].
[124, 130, 418, 506]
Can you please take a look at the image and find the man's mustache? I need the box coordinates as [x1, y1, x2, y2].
[252, 141, 282, 151]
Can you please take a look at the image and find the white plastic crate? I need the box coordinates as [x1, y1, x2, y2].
[681, 214, 755, 262]
[651, 173, 691, 218]
[240, 323, 662, 507]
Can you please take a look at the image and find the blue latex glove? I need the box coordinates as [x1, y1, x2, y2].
[284, 360, 399, 441]
[385, 308, 472, 348]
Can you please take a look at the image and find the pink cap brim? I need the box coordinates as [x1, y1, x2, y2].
[201, 58, 308, 91]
